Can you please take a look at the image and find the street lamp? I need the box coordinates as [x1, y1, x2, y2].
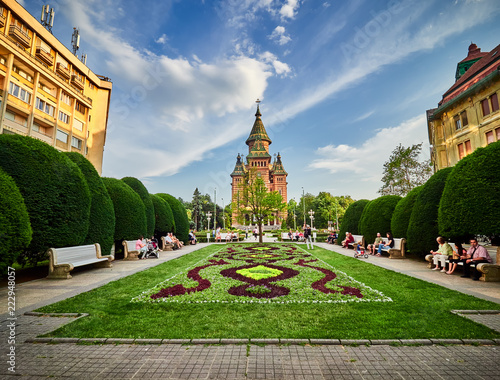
[308, 209, 315, 229]
[221, 197, 225, 230]
[302, 187, 305, 228]
[207, 211, 212, 232]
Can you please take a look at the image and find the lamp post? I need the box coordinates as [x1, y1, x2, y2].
[221, 197, 225, 230]
[213, 188, 217, 231]
[335, 202, 339, 231]
[308, 209, 315, 229]
[302, 187, 305, 228]
[207, 212, 212, 232]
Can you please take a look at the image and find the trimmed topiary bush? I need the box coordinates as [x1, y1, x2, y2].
[0, 168, 32, 273]
[102, 178, 147, 245]
[359, 195, 401, 246]
[438, 141, 500, 242]
[156, 193, 189, 243]
[407, 167, 452, 256]
[65, 153, 115, 256]
[338, 199, 370, 245]
[151, 194, 175, 239]
[121, 177, 155, 237]
[0, 135, 90, 265]
[391, 186, 423, 239]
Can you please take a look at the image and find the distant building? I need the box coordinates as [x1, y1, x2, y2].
[230, 104, 288, 228]
[427, 42, 500, 171]
[0, 0, 112, 174]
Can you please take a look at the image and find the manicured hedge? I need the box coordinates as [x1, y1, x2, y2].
[338, 199, 370, 245]
[439, 141, 500, 241]
[0, 135, 90, 265]
[407, 167, 452, 256]
[151, 194, 175, 239]
[359, 195, 401, 245]
[121, 177, 155, 237]
[102, 178, 147, 243]
[391, 186, 423, 239]
[0, 168, 32, 273]
[65, 153, 115, 256]
[156, 193, 189, 243]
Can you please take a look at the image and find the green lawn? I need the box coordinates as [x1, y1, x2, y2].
[36, 243, 500, 340]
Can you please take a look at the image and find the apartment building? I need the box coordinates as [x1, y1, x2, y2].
[0, 0, 112, 174]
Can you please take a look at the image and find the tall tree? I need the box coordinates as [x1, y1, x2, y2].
[238, 173, 286, 242]
[191, 188, 202, 231]
[379, 143, 432, 196]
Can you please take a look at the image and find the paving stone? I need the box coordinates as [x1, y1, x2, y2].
[134, 338, 163, 344]
[164, 339, 191, 344]
[309, 339, 341, 345]
[251, 338, 280, 344]
[220, 339, 248, 344]
[461, 339, 496, 345]
[429, 339, 463, 345]
[191, 339, 221, 344]
[106, 338, 134, 344]
[278, 339, 309, 344]
[52, 337, 79, 343]
[78, 338, 107, 344]
[411, 339, 433, 345]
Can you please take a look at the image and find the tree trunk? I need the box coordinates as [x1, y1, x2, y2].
[258, 222, 263, 243]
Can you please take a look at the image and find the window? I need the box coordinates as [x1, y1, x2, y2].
[492, 93, 499, 113]
[486, 131, 495, 144]
[457, 140, 471, 160]
[58, 111, 70, 124]
[481, 98, 490, 116]
[60, 92, 72, 106]
[8, 82, 31, 103]
[496, 127, 500, 141]
[56, 129, 68, 143]
[454, 115, 461, 130]
[75, 101, 86, 114]
[73, 118, 84, 131]
[35, 97, 55, 116]
[71, 137, 82, 149]
[461, 111, 468, 127]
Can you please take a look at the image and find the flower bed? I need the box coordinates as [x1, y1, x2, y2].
[132, 244, 392, 304]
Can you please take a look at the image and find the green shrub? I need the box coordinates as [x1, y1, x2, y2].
[0, 135, 90, 265]
[156, 193, 189, 243]
[439, 141, 500, 242]
[65, 153, 115, 256]
[0, 168, 32, 273]
[407, 167, 452, 256]
[151, 194, 175, 238]
[102, 178, 147, 243]
[121, 177, 155, 237]
[391, 186, 423, 238]
[338, 199, 370, 245]
[359, 195, 401, 245]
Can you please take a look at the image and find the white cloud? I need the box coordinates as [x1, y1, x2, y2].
[269, 25, 292, 45]
[155, 34, 168, 44]
[352, 110, 375, 123]
[309, 115, 430, 193]
[280, 0, 300, 20]
[259, 51, 292, 76]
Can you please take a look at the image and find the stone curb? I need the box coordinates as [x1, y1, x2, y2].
[26, 338, 500, 346]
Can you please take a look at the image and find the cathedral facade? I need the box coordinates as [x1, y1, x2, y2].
[230, 104, 288, 227]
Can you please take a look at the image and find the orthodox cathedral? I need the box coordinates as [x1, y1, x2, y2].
[230, 103, 288, 227]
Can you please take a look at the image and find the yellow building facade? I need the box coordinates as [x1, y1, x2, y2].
[0, 0, 112, 174]
[427, 42, 500, 171]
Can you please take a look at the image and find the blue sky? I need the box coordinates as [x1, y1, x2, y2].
[20, 0, 500, 206]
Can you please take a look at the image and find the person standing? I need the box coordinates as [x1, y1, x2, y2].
[460, 237, 492, 280]
[304, 224, 313, 249]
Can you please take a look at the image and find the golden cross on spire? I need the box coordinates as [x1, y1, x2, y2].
[256, 98, 261, 104]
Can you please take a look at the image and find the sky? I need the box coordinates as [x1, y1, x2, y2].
[19, 0, 500, 206]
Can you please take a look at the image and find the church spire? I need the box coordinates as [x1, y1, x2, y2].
[245, 99, 272, 146]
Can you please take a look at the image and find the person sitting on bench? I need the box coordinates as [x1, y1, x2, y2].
[460, 237, 492, 280]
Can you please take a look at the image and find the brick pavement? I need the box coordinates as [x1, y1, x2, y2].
[1, 241, 500, 379]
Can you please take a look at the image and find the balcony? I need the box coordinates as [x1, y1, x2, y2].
[56, 63, 70, 80]
[0, 14, 6, 28]
[71, 75, 84, 91]
[36, 46, 54, 66]
[9, 25, 31, 49]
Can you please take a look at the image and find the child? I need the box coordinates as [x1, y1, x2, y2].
[354, 241, 365, 258]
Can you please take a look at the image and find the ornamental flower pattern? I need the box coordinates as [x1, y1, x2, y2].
[132, 244, 392, 304]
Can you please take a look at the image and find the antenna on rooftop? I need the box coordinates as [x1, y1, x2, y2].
[81, 54, 87, 65]
[40, 4, 55, 33]
[71, 28, 80, 56]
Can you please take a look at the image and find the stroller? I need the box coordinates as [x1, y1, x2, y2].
[354, 242, 368, 259]
[144, 240, 160, 259]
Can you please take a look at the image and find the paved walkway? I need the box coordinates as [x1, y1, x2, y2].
[1, 241, 499, 379]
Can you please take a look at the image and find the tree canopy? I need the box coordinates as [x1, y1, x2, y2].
[379, 143, 432, 196]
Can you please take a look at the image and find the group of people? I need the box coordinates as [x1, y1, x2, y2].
[215, 227, 239, 242]
[342, 231, 395, 257]
[135, 235, 159, 259]
[287, 229, 305, 241]
[163, 232, 184, 250]
[430, 236, 492, 280]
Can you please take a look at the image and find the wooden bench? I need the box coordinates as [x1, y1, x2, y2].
[380, 238, 406, 259]
[281, 232, 291, 241]
[47, 243, 113, 279]
[425, 245, 499, 281]
[348, 235, 364, 249]
[219, 233, 240, 242]
[122, 240, 141, 260]
[160, 236, 174, 251]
